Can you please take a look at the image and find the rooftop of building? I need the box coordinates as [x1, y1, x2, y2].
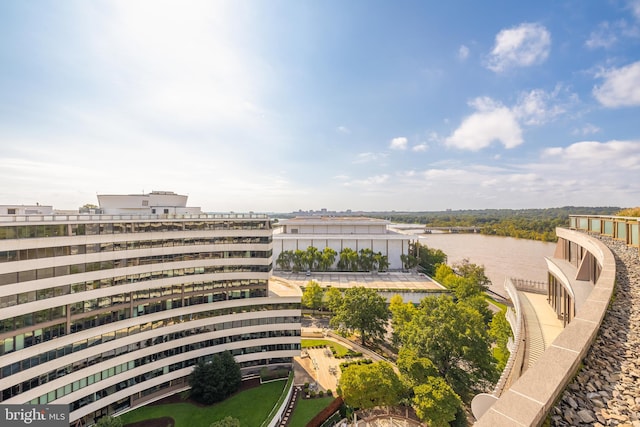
[268, 276, 303, 297]
[279, 216, 390, 224]
[274, 271, 444, 291]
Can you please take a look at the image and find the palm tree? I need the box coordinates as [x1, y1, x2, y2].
[276, 250, 294, 271]
[338, 248, 356, 271]
[359, 248, 374, 271]
[319, 247, 337, 271]
[304, 246, 321, 271]
[293, 249, 305, 272]
[373, 252, 389, 272]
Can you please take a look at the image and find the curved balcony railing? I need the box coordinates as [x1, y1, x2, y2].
[491, 278, 524, 397]
[475, 225, 617, 426]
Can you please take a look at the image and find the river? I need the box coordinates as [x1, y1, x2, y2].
[416, 233, 556, 296]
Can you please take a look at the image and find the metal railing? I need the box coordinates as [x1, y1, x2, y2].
[569, 214, 639, 248]
[0, 212, 268, 223]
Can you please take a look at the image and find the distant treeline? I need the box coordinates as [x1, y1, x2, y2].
[367, 207, 622, 242]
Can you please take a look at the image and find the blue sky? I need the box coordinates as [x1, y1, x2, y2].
[1, 0, 639, 212]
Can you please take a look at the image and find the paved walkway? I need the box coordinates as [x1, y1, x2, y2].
[519, 291, 564, 369]
[523, 292, 563, 348]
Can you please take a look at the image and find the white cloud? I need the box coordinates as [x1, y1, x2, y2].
[458, 45, 470, 60]
[390, 137, 408, 150]
[513, 88, 566, 125]
[586, 22, 618, 49]
[572, 123, 601, 136]
[343, 174, 390, 187]
[445, 97, 523, 150]
[486, 23, 551, 72]
[586, 19, 640, 49]
[593, 61, 640, 107]
[337, 126, 351, 134]
[542, 140, 640, 168]
[333, 174, 350, 180]
[353, 152, 387, 164]
[412, 144, 429, 152]
[630, 0, 640, 20]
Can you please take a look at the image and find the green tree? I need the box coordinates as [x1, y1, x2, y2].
[210, 417, 241, 427]
[434, 264, 455, 284]
[302, 280, 323, 314]
[339, 361, 404, 409]
[219, 350, 241, 396]
[489, 310, 513, 371]
[276, 250, 294, 270]
[330, 287, 389, 345]
[189, 351, 241, 405]
[397, 347, 438, 386]
[412, 376, 462, 427]
[292, 249, 305, 272]
[454, 259, 491, 292]
[400, 253, 418, 270]
[338, 248, 359, 271]
[397, 296, 497, 401]
[319, 247, 337, 271]
[389, 295, 416, 347]
[323, 287, 343, 313]
[303, 246, 321, 271]
[358, 248, 374, 271]
[373, 252, 389, 272]
[460, 294, 493, 325]
[414, 242, 448, 276]
[96, 416, 123, 427]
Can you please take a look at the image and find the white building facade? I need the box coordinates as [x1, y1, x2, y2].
[0, 192, 301, 426]
[273, 217, 411, 270]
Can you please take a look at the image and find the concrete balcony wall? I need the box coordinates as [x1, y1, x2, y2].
[475, 227, 616, 427]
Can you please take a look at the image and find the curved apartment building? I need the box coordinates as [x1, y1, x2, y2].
[0, 192, 301, 426]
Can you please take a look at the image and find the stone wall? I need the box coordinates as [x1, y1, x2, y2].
[549, 236, 640, 426]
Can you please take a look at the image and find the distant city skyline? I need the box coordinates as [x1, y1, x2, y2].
[1, 1, 639, 212]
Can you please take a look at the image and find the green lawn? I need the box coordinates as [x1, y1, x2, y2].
[287, 397, 334, 427]
[118, 380, 286, 427]
[485, 294, 508, 312]
[301, 339, 351, 357]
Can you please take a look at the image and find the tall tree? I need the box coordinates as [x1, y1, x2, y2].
[454, 259, 491, 292]
[358, 248, 374, 271]
[302, 280, 323, 314]
[489, 310, 513, 371]
[303, 246, 321, 271]
[189, 351, 241, 405]
[292, 249, 305, 272]
[415, 243, 448, 277]
[330, 287, 389, 345]
[319, 247, 337, 271]
[373, 252, 389, 272]
[219, 350, 241, 396]
[397, 295, 497, 401]
[389, 295, 416, 347]
[339, 361, 404, 409]
[275, 250, 294, 271]
[400, 253, 418, 270]
[323, 287, 343, 313]
[412, 377, 462, 427]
